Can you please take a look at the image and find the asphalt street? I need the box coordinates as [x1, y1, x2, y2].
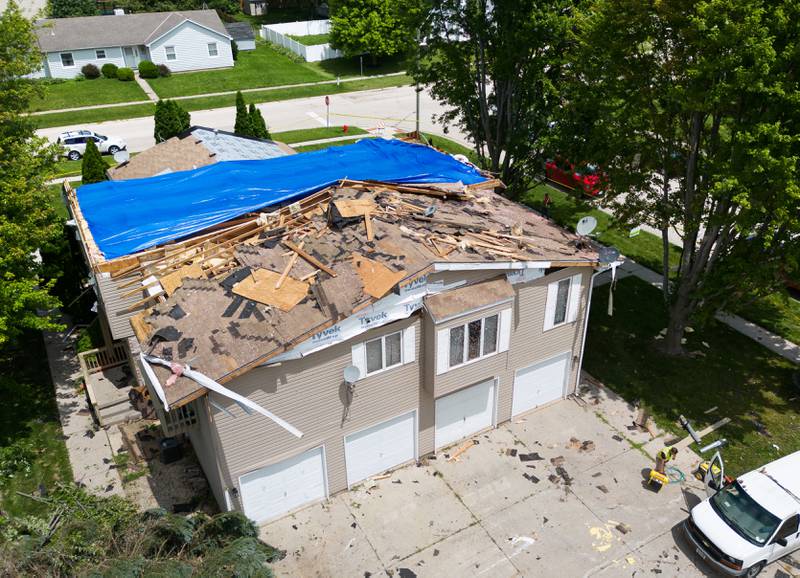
[36, 85, 470, 152]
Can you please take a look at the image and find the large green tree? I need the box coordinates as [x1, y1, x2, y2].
[329, 0, 414, 61]
[411, 0, 573, 189]
[557, 0, 800, 354]
[233, 91, 250, 136]
[49, 0, 97, 17]
[0, 1, 62, 346]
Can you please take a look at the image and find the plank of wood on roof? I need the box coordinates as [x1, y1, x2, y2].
[160, 263, 205, 296]
[232, 268, 309, 311]
[333, 198, 377, 217]
[352, 253, 407, 299]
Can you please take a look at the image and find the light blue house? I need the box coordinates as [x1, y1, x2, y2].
[34, 9, 233, 79]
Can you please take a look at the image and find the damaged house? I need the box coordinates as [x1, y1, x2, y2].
[65, 139, 611, 523]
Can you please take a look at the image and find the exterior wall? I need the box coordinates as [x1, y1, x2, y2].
[236, 39, 256, 51]
[149, 21, 233, 72]
[189, 397, 228, 509]
[202, 265, 591, 515]
[260, 20, 343, 62]
[212, 315, 425, 506]
[45, 46, 125, 79]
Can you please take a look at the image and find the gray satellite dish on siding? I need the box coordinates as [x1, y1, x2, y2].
[576, 216, 598, 236]
[113, 150, 130, 163]
[343, 365, 360, 384]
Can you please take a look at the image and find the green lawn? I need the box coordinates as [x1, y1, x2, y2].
[29, 78, 149, 112]
[148, 42, 406, 98]
[288, 33, 330, 46]
[521, 183, 681, 273]
[49, 157, 115, 180]
[733, 292, 800, 345]
[32, 73, 412, 129]
[0, 332, 72, 517]
[46, 184, 69, 219]
[585, 277, 800, 477]
[271, 125, 368, 144]
[293, 136, 376, 153]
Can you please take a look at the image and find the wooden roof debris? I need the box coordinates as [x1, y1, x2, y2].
[66, 175, 601, 408]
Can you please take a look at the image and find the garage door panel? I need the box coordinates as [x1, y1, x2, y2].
[435, 379, 495, 449]
[345, 411, 416, 486]
[512, 353, 570, 417]
[240, 447, 326, 524]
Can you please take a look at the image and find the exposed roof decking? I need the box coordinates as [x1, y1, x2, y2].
[126, 180, 599, 407]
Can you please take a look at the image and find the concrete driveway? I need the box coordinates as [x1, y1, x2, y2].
[261, 384, 795, 577]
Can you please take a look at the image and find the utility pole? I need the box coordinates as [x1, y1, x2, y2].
[415, 31, 421, 137]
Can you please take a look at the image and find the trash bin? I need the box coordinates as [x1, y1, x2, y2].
[159, 437, 182, 464]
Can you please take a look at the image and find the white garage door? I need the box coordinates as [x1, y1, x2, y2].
[239, 447, 327, 524]
[512, 352, 571, 417]
[345, 411, 416, 486]
[435, 379, 495, 449]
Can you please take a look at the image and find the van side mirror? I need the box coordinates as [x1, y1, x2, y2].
[775, 537, 788, 547]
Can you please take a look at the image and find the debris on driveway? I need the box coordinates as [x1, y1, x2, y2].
[550, 455, 565, 466]
[518, 452, 543, 462]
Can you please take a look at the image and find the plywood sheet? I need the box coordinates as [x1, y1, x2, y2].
[160, 263, 205, 296]
[129, 310, 153, 343]
[232, 268, 309, 311]
[352, 254, 406, 299]
[334, 198, 377, 217]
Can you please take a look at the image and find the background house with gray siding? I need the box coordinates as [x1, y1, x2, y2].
[34, 9, 232, 79]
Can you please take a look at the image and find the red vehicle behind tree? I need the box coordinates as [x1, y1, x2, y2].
[545, 157, 606, 197]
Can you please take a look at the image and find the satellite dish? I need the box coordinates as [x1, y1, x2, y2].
[113, 149, 130, 163]
[343, 365, 361, 385]
[576, 216, 598, 236]
[599, 246, 620, 263]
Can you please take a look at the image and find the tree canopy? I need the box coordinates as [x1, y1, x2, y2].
[329, 0, 414, 60]
[0, 1, 62, 346]
[556, 0, 800, 354]
[49, 0, 97, 18]
[81, 140, 108, 184]
[411, 0, 572, 190]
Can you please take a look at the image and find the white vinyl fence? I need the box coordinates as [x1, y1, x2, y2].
[260, 19, 344, 62]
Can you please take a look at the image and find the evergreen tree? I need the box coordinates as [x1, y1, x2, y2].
[81, 139, 108, 184]
[233, 91, 249, 136]
[248, 103, 270, 139]
[50, 0, 96, 17]
[153, 100, 191, 143]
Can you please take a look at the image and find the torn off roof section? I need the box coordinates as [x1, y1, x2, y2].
[77, 140, 487, 259]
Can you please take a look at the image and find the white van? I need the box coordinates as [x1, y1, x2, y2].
[684, 450, 800, 577]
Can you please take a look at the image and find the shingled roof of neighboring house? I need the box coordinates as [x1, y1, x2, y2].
[224, 21, 256, 42]
[108, 126, 295, 181]
[35, 10, 230, 53]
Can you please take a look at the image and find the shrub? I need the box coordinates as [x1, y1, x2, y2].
[101, 62, 118, 78]
[231, 40, 239, 61]
[81, 139, 108, 184]
[81, 63, 100, 79]
[116, 67, 134, 81]
[137, 60, 158, 79]
[157, 64, 171, 77]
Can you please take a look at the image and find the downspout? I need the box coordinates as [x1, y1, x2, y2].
[574, 263, 616, 392]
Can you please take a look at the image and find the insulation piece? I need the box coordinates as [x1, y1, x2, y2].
[232, 268, 309, 311]
[160, 263, 204, 296]
[352, 254, 406, 299]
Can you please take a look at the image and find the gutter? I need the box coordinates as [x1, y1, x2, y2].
[574, 262, 620, 393]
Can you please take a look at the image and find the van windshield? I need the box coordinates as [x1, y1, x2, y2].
[710, 481, 780, 545]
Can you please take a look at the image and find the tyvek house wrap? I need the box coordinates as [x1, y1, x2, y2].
[77, 139, 486, 260]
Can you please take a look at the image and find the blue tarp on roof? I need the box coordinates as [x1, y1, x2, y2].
[77, 139, 485, 260]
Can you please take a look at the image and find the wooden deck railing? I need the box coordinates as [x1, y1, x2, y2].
[78, 342, 129, 375]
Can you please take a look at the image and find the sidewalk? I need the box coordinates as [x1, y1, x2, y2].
[44, 323, 124, 497]
[28, 71, 408, 116]
[596, 259, 800, 364]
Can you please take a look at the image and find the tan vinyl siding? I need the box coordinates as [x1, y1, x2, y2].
[213, 315, 422, 497]
[189, 397, 227, 508]
[94, 273, 137, 340]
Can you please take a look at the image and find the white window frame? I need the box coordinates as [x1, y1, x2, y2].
[364, 331, 403, 376]
[207, 42, 219, 57]
[95, 49, 106, 59]
[448, 313, 500, 370]
[60, 52, 74, 68]
[165, 45, 177, 61]
[351, 324, 415, 381]
[544, 273, 582, 331]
